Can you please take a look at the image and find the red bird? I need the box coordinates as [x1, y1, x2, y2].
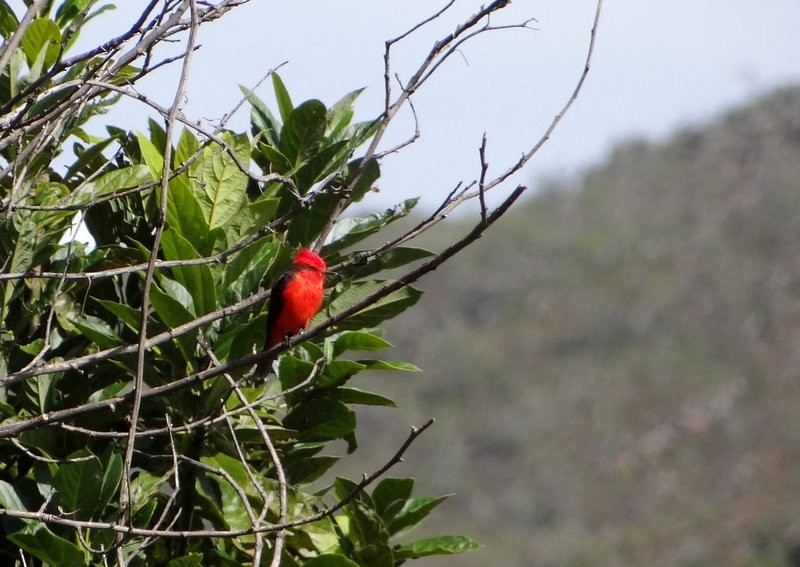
[256, 248, 327, 376]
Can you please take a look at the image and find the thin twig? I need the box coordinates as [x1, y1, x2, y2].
[119, 0, 199, 539]
[478, 132, 489, 225]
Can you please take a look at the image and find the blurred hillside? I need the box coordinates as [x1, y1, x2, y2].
[346, 85, 800, 565]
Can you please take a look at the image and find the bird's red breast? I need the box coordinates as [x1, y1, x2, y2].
[264, 249, 327, 349]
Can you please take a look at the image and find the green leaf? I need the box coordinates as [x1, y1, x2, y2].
[150, 280, 198, 359]
[281, 99, 327, 168]
[191, 131, 248, 230]
[87, 381, 126, 404]
[201, 453, 256, 531]
[388, 495, 451, 536]
[9, 525, 87, 567]
[53, 452, 103, 518]
[70, 313, 123, 348]
[148, 118, 167, 158]
[0, 479, 27, 510]
[166, 173, 209, 250]
[303, 555, 360, 567]
[294, 139, 348, 192]
[323, 199, 418, 255]
[327, 87, 364, 140]
[220, 240, 278, 304]
[29, 373, 57, 412]
[203, 452, 250, 492]
[324, 281, 422, 331]
[285, 191, 340, 247]
[20, 18, 61, 69]
[317, 359, 366, 388]
[395, 535, 481, 559]
[64, 136, 117, 181]
[137, 132, 164, 179]
[0, 2, 18, 39]
[272, 73, 294, 122]
[372, 478, 414, 524]
[130, 471, 169, 516]
[174, 127, 199, 168]
[284, 455, 339, 485]
[333, 477, 393, 565]
[8, 216, 36, 273]
[345, 246, 434, 280]
[329, 387, 397, 407]
[215, 314, 264, 363]
[55, 0, 93, 27]
[255, 140, 292, 175]
[70, 164, 152, 205]
[97, 450, 123, 516]
[240, 85, 280, 145]
[96, 299, 140, 333]
[343, 157, 380, 203]
[283, 398, 356, 442]
[160, 229, 217, 316]
[329, 330, 391, 358]
[134, 497, 159, 527]
[359, 360, 421, 372]
[277, 354, 316, 393]
[18, 338, 45, 355]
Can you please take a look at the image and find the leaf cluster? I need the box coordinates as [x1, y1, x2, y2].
[0, 4, 476, 565]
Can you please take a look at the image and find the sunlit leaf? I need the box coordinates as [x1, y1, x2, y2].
[358, 360, 421, 372]
[316, 359, 366, 388]
[329, 387, 397, 407]
[20, 19, 61, 69]
[395, 535, 481, 559]
[272, 72, 294, 122]
[323, 280, 422, 331]
[344, 246, 433, 280]
[329, 330, 391, 357]
[191, 131, 248, 230]
[137, 132, 163, 179]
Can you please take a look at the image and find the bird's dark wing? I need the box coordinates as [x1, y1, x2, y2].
[264, 268, 293, 349]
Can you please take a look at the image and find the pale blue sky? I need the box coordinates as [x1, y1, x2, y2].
[71, 1, 800, 211]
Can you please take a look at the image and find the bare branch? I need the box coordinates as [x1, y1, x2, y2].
[119, 0, 200, 535]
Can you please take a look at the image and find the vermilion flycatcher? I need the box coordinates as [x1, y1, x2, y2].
[255, 248, 327, 376]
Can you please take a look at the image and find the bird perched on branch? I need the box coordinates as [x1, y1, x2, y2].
[255, 248, 327, 377]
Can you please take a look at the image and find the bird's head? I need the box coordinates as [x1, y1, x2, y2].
[293, 248, 327, 272]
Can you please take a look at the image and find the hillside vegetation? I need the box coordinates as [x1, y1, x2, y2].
[349, 86, 800, 565]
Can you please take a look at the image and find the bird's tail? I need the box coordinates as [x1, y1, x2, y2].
[254, 355, 274, 379]
[254, 331, 282, 378]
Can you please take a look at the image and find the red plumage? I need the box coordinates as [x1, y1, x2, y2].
[256, 249, 326, 376]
